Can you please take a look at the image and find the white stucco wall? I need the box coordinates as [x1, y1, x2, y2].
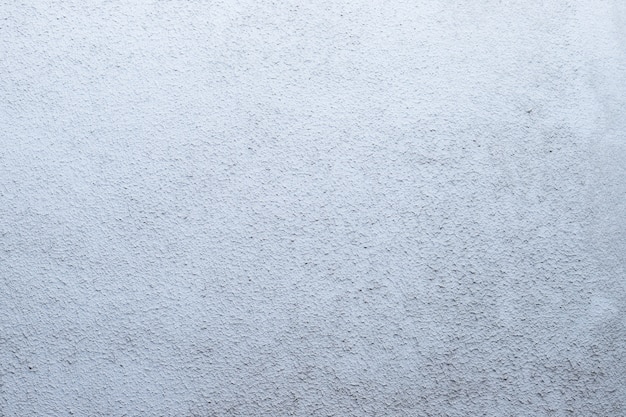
[1, 1, 625, 416]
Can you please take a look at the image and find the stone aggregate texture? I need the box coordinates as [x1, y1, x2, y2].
[1, 1, 625, 416]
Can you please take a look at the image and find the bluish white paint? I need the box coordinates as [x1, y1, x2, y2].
[1, 1, 625, 415]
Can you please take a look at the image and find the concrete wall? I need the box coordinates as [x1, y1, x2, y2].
[1, 1, 625, 415]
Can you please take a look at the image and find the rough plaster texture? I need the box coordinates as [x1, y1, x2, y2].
[1, 1, 625, 416]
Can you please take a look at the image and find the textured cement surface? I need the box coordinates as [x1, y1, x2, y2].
[1, 1, 625, 416]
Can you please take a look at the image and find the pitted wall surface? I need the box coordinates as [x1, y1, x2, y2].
[1, 1, 625, 416]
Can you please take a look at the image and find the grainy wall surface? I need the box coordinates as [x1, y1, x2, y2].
[1, 1, 625, 416]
